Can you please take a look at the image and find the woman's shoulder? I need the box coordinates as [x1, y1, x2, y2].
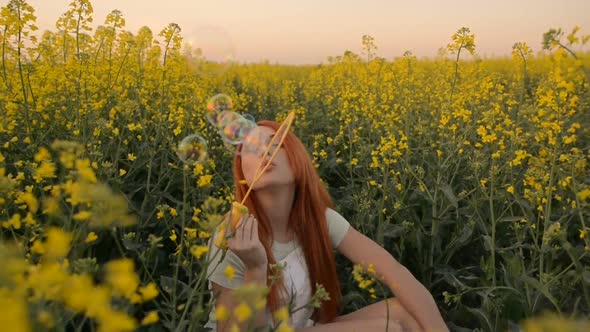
[324, 207, 351, 248]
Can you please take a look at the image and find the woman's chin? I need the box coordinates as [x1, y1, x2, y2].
[252, 179, 288, 191]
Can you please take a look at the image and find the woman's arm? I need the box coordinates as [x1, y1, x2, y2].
[336, 227, 448, 332]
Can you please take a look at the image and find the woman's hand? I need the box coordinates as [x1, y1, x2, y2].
[228, 214, 268, 271]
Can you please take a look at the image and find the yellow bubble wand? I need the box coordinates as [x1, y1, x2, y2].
[214, 112, 296, 249]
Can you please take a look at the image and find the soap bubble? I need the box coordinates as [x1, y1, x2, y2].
[240, 125, 280, 157]
[206, 94, 233, 127]
[242, 113, 255, 123]
[220, 116, 257, 145]
[177, 134, 208, 165]
[216, 110, 242, 130]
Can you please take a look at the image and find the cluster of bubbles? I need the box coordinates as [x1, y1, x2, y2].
[176, 94, 268, 166]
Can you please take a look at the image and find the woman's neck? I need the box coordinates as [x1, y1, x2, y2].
[255, 184, 296, 243]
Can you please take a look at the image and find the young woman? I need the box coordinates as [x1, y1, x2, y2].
[205, 120, 448, 331]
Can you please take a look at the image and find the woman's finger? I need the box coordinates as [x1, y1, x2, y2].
[246, 214, 256, 241]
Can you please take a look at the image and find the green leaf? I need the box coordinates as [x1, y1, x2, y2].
[521, 276, 561, 313]
[441, 183, 458, 208]
[160, 275, 190, 299]
[383, 223, 405, 239]
[457, 222, 474, 245]
[465, 306, 494, 332]
[482, 235, 493, 252]
[499, 216, 526, 223]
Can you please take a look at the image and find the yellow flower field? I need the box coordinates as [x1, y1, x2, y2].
[1, 0, 589, 331]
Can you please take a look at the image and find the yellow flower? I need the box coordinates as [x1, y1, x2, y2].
[85, 232, 98, 243]
[156, 210, 165, 219]
[139, 282, 159, 302]
[169, 230, 177, 242]
[105, 259, 140, 300]
[233, 303, 252, 322]
[277, 321, 294, 332]
[98, 310, 137, 331]
[119, 169, 127, 176]
[1, 213, 22, 229]
[169, 208, 178, 217]
[255, 297, 266, 310]
[184, 227, 197, 239]
[198, 174, 213, 187]
[37, 310, 55, 328]
[224, 265, 235, 281]
[193, 163, 204, 176]
[18, 191, 38, 213]
[141, 311, 159, 325]
[76, 159, 97, 183]
[191, 245, 209, 259]
[31, 239, 45, 254]
[274, 306, 290, 322]
[23, 212, 36, 226]
[215, 305, 229, 321]
[45, 227, 72, 259]
[0, 291, 30, 332]
[580, 229, 587, 240]
[507, 185, 515, 194]
[42, 197, 61, 216]
[578, 188, 590, 201]
[73, 210, 92, 221]
[15, 172, 25, 181]
[34, 147, 52, 162]
[127, 153, 136, 161]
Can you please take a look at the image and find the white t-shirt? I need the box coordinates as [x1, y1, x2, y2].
[204, 207, 351, 329]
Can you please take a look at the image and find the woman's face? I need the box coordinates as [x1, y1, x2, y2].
[240, 126, 295, 190]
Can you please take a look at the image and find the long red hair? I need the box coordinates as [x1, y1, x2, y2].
[232, 120, 342, 323]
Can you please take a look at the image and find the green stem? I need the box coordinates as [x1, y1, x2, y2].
[448, 47, 462, 107]
[562, 243, 590, 311]
[489, 163, 496, 287]
[376, 163, 389, 245]
[539, 142, 558, 281]
[172, 169, 189, 326]
[1, 24, 10, 90]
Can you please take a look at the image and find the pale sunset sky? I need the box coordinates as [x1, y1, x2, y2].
[27, 0, 590, 64]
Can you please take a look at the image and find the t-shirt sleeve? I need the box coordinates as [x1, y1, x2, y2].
[205, 231, 247, 290]
[325, 208, 351, 248]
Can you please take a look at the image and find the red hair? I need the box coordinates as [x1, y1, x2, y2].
[232, 120, 342, 323]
